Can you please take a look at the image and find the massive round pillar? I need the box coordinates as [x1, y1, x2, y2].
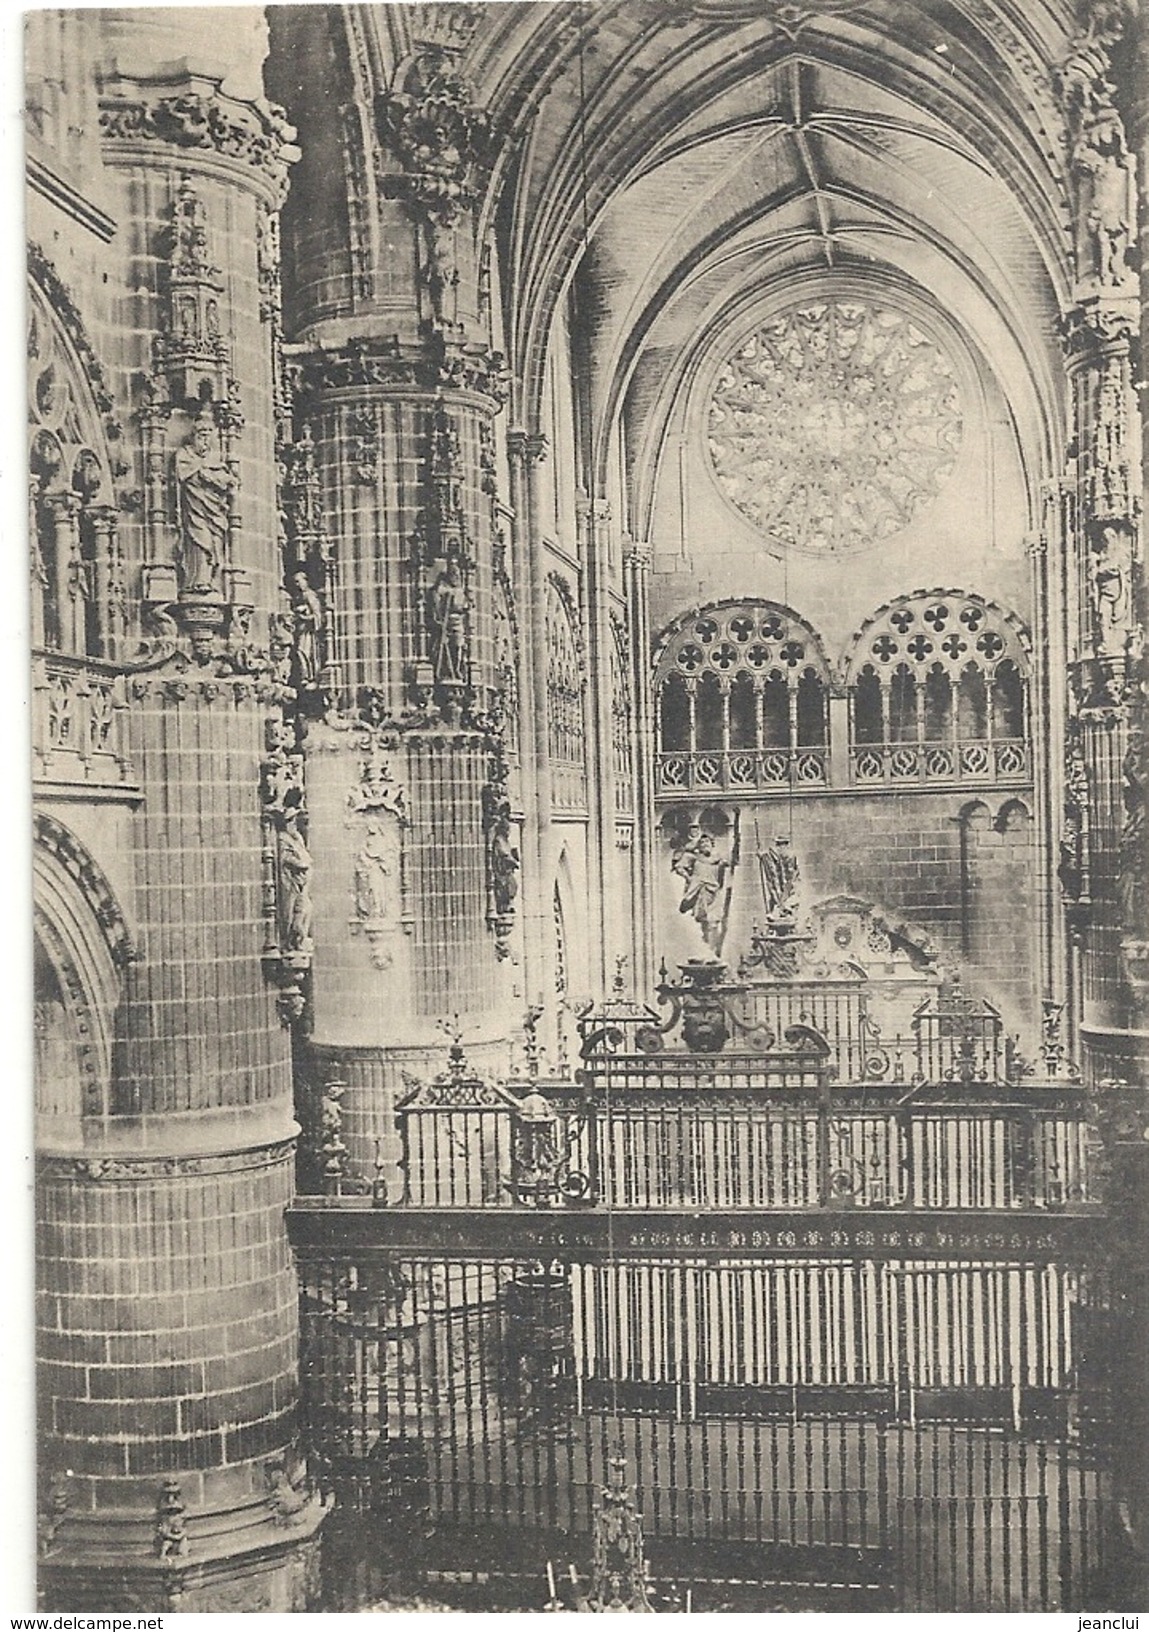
[32, 9, 323, 1609]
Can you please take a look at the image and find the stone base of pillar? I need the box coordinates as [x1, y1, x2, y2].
[39, 1496, 327, 1612]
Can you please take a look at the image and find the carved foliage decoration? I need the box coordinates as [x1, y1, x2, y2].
[377, 48, 491, 227]
[376, 43, 492, 341]
[708, 300, 962, 555]
[99, 83, 298, 200]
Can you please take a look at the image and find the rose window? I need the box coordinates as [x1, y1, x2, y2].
[707, 300, 963, 555]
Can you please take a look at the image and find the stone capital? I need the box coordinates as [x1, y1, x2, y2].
[1060, 294, 1139, 364]
[506, 428, 548, 467]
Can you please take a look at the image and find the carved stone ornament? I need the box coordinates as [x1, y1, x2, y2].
[377, 49, 491, 228]
[260, 717, 312, 1014]
[33, 812, 136, 967]
[346, 756, 411, 969]
[99, 78, 299, 201]
[156, 174, 229, 408]
[688, 0, 871, 30]
[37, 1476, 70, 1560]
[155, 1478, 189, 1560]
[483, 746, 520, 959]
[406, 2, 485, 51]
[1056, 9, 1136, 291]
[291, 333, 508, 405]
[27, 243, 121, 433]
[664, 810, 734, 953]
[174, 408, 233, 595]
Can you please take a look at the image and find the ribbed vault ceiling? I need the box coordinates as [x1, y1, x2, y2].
[369, 0, 1080, 496]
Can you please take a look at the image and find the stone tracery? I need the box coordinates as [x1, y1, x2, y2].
[707, 300, 964, 555]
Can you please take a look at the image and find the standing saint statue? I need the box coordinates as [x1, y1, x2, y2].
[278, 802, 314, 954]
[758, 833, 800, 923]
[289, 570, 325, 688]
[428, 557, 470, 685]
[354, 819, 393, 926]
[174, 414, 233, 594]
[1075, 111, 1133, 287]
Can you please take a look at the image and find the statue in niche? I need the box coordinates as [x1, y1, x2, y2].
[1090, 524, 1131, 655]
[484, 786, 520, 918]
[354, 819, 396, 927]
[1119, 733, 1147, 935]
[278, 798, 314, 955]
[421, 218, 460, 332]
[672, 828, 728, 947]
[289, 570, 324, 688]
[172, 174, 213, 279]
[428, 556, 470, 685]
[174, 412, 233, 594]
[758, 833, 800, 924]
[1074, 111, 1133, 286]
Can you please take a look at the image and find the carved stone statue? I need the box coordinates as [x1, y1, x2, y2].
[174, 414, 233, 593]
[672, 830, 728, 946]
[1119, 734, 1147, 936]
[278, 803, 314, 954]
[1075, 113, 1133, 286]
[354, 819, 394, 926]
[289, 570, 324, 687]
[428, 557, 469, 684]
[758, 833, 800, 923]
[1090, 524, 1132, 656]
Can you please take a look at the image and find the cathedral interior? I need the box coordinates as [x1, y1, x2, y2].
[26, 0, 1149, 1612]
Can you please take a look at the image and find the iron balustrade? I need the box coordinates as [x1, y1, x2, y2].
[289, 1234, 1115, 1611]
[395, 1076, 1096, 1214]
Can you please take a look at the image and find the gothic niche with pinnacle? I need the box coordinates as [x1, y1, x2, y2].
[706, 299, 964, 555]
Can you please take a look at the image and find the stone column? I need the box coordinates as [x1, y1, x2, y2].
[509, 429, 557, 1021]
[35, 16, 324, 1611]
[624, 539, 656, 996]
[582, 495, 616, 993]
[279, 22, 518, 1184]
[1058, 9, 1149, 1599]
[1056, 6, 1144, 1082]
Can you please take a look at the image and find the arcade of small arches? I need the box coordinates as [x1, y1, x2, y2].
[655, 593, 1030, 796]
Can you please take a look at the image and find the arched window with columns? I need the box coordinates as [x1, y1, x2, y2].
[654, 600, 829, 795]
[846, 592, 1031, 786]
